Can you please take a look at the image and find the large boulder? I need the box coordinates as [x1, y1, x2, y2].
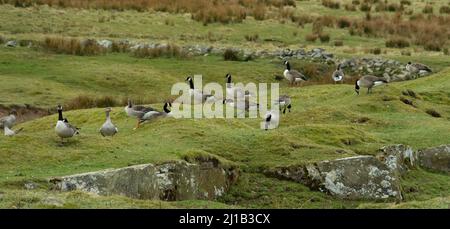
[50, 160, 239, 201]
[417, 145, 450, 173]
[377, 144, 416, 175]
[267, 155, 402, 200]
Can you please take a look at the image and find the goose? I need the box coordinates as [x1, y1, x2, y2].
[355, 75, 388, 95]
[263, 110, 280, 130]
[139, 102, 173, 123]
[55, 105, 79, 143]
[0, 109, 17, 129]
[124, 99, 156, 129]
[4, 126, 23, 137]
[275, 95, 292, 114]
[406, 62, 432, 74]
[99, 107, 118, 137]
[225, 73, 252, 100]
[186, 76, 216, 104]
[332, 64, 344, 84]
[223, 99, 259, 113]
[283, 60, 308, 86]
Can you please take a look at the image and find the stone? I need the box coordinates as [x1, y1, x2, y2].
[377, 144, 416, 175]
[5, 40, 17, 47]
[97, 39, 112, 49]
[24, 182, 39, 190]
[50, 160, 239, 201]
[417, 145, 450, 173]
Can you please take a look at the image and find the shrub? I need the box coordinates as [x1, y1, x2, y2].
[223, 48, 240, 61]
[344, 4, 357, 11]
[401, 50, 412, 56]
[319, 33, 330, 43]
[42, 37, 106, 56]
[423, 41, 441, 51]
[334, 40, 344, 46]
[65, 95, 118, 110]
[439, 6, 450, 14]
[426, 109, 441, 118]
[321, 0, 340, 9]
[385, 38, 410, 48]
[444, 48, 449, 55]
[305, 33, 318, 42]
[337, 17, 352, 28]
[133, 44, 185, 58]
[370, 48, 381, 55]
[422, 5, 433, 14]
[360, 3, 371, 12]
[352, 0, 360, 5]
[400, 0, 411, 6]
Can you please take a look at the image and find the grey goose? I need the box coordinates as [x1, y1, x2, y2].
[124, 99, 156, 129]
[139, 102, 173, 123]
[0, 109, 17, 129]
[99, 107, 118, 137]
[332, 64, 344, 84]
[275, 95, 292, 114]
[55, 105, 79, 143]
[406, 62, 432, 74]
[186, 76, 216, 104]
[355, 75, 388, 95]
[225, 73, 252, 100]
[283, 60, 308, 86]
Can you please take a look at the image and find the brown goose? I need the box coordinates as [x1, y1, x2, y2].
[124, 99, 156, 130]
[406, 62, 432, 74]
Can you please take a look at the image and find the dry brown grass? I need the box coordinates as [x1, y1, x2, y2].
[65, 95, 118, 110]
[41, 36, 106, 56]
[321, 0, 340, 9]
[132, 44, 186, 59]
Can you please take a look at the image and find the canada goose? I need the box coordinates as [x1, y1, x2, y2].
[406, 62, 432, 74]
[55, 105, 79, 143]
[186, 76, 216, 104]
[140, 102, 173, 123]
[275, 95, 292, 114]
[355, 75, 388, 95]
[263, 110, 280, 130]
[4, 126, 23, 137]
[225, 73, 252, 100]
[332, 64, 344, 84]
[0, 109, 17, 129]
[283, 60, 308, 86]
[124, 99, 156, 129]
[99, 107, 118, 137]
[223, 99, 259, 113]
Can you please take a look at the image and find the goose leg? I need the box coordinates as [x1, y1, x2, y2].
[287, 104, 292, 112]
[134, 119, 140, 130]
[283, 107, 286, 114]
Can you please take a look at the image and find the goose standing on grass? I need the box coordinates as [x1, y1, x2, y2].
[55, 105, 79, 143]
[332, 64, 345, 84]
[355, 75, 388, 95]
[225, 73, 252, 100]
[125, 99, 156, 130]
[186, 76, 216, 104]
[0, 109, 17, 129]
[99, 107, 118, 137]
[263, 110, 280, 131]
[406, 62, 432, 74]
[139, 102, 173, 123]
[283, 60, 308, 86]
[4, 126, 23, 137]
[275, 95, 292, 114]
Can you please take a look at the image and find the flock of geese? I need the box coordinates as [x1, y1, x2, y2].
[1, 60, 432, 143]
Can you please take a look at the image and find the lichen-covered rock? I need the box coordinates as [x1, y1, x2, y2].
[267, 156, 402, 200]
[50, 160, 239, 201]
[5, 40, 17, 47]
[417, 145, 450, 173]
[378, 144, 416, 175]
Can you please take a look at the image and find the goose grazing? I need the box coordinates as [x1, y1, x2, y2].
[275, 95, 292, 114]
[4, 126, 23, 137]
[263, 110, 280, 131]
[139, 102, 173, 123]
[55, 105, 79, 143]
[406, 62, 432, 74]
[124, 99, 156, 130]
[223, 99, 259, 113]
[186, 76, 216, 104]
[332, 64, 344, 84]
[225, 73, 252, 100]
[283, 60, 308, 86]
[0, 109, 17, 129]
[99, 107, 118, 137]
[355, 75, 388, 95]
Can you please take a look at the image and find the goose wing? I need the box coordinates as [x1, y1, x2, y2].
[363, 75, 387, 83]
[133, 105, 155, 113]
[289, 70, 308, 81]
[413, 63, 432, 72]
[64, 122, 80, 134]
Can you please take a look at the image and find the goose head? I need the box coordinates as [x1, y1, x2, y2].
[225, 73, 232, 83]
[163, 102, 172, 113]
[355, 80, 360, 95]
[185, 76, 193, 82]
[9, 109, 17, 116]
[127, 99, 133, 108]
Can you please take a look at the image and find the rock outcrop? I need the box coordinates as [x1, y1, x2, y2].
[50, 160, 239, 201]
[417, 145, 450, 173]
[377, 144, 416, 175]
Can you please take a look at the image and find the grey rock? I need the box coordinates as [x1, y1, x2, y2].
[50, 160, 239, 201]
[24, 182, 39, 190]
[377, 145, 416, 175]
[5, 40, 17, 47]
[417, 145, 450, 173]
[97, 40, 112, 49]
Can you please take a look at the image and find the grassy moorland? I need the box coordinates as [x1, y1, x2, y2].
[0, 0, 449, 208]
